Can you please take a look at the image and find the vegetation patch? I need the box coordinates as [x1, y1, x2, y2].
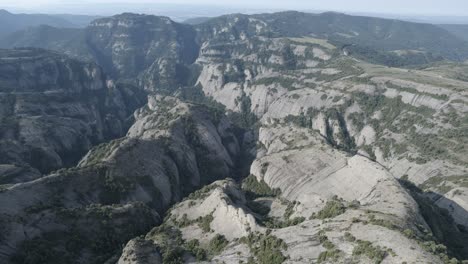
[324, 108, 357, 154]
[242, 175, 281, 199]
[352, 239, 388, 264]
[185, 184, 217, 201]
[146, 224, 185, 264]
[230, 91, 258, 129]
[344, 232, 356, 242]
[99, 174, 136, 205]
[419, 175, 468, 194]
[361, 144, 377, 161]
[240, 231, 288, 264]
[208, 234, 229, 255]
[367, 214, 399, 231]
[385, 81, 449, 101]
[283, 199, 297, 219]
[185, 239, 207, 261]
[173, 212, 214, 233]
[85, 138, 124, 165]
[310, 197, 346, 219]
[198, 214, 214, 233]
[317, 233, 343, 263]
[262, 216, 305, 229]
[253, 76, 296, 90]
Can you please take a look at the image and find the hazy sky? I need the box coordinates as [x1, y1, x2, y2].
[1, 0, 467, 16]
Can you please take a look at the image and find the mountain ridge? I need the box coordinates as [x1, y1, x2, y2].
[2, 10, 468, 68]
[0, 9, 85, 38]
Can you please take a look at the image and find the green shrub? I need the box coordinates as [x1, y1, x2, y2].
[262, 217, 305, 229]
[361, 145, 376, 161]
[146, 225, 184, 264]
[323, 108, 357, 154]
[253, 77, 296, 90]
[311, 198, 346, 219]
[186, 184, 217, 200]
[317, 249, 342, 263]
[344, 232, 356, 242]
[162, 247, 184, 264]
[99, 174, 135, 205]
[352, 240, 387, 264]
[185, 239, 207, 261]
[174, 213, 194, 228]
[230, 91, 258, 128]
[242, 175, 281, 199]
[240, 232, 287, 264]
[283, 200, 296, 219]
[316, 233, 342, 262]
[367, 214, 398, 230]
[198, 214, 214, 233]
[208, 234, 229, 255]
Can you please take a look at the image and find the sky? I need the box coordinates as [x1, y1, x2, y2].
[1, 0, 467, 16]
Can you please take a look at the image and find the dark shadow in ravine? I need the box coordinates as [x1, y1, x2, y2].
[399, 179, 468, 260]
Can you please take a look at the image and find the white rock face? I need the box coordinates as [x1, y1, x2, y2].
[170, 180, 260, 241]
[356, 125, 376, 146]
[252, 125, 422, 220]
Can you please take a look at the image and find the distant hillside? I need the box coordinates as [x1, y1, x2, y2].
[439, 24, 468, 41]
[252, 11, 468, 61]
[51, 14, 102, 27]
[0, 25, 88, 58]
[0, 9, 98, 38]
[0, 9, 76, 38]
[183, 16, 212, 25]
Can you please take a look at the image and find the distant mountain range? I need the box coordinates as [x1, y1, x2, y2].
[3, 10, 468, 68]
[0, 9, 99, 38]
[438, 24, 468, 41]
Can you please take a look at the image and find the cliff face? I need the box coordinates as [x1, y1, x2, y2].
[86, 13, 199, 90]
[0, 48, 144, 182]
